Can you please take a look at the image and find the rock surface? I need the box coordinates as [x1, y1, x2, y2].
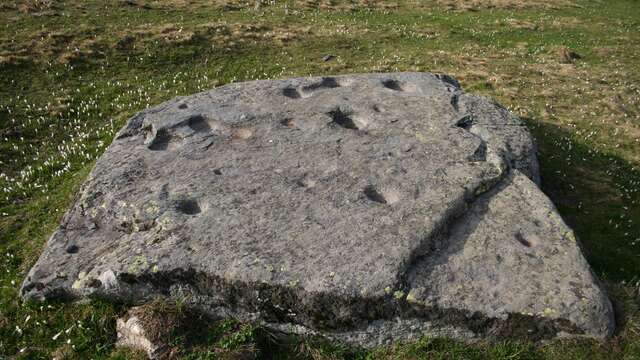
[22, 72, 614, 347]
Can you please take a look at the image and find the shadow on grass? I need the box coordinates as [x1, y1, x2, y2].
[524, 119, 640, 282]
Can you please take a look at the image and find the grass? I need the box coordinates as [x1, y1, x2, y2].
[1, 0, 639, 358]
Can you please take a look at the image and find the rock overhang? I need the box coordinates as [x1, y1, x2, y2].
[21, 72, 613, 347]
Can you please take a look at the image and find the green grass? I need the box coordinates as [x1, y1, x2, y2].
[1, 0, 639, 358]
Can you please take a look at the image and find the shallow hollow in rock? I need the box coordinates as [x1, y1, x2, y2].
[21, 72, 614, 348]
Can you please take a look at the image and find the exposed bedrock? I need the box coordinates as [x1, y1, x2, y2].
[22, 72, 613, 347]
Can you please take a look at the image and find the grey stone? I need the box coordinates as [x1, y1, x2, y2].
[322, 54, 336, 62]
[21, 72, 613, 347]
[116, 312, 168, 359]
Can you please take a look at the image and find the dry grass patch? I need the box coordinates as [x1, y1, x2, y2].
[434, 0, 576, 11]
[0, 26, 110, 65]
[51, 344, 75, 360]
[295, 0, 399, 11]
[58, 37, 107, 64]
[119, 21, 311, 49]
[0, 54, 30, 66]
[16, 0, 60, 14]
[554, 46, 582, 63]
[549, 16, 584, 29]
[119, 300, 261, 358]
[593, 46, 617, 58]
[496, 18, 540, 30]
[121, 0, 397, 11]
[125, 300, 192, 355]
[129, 23, 197, 44]
[0, 19, 311, 65]
[119, 0, 255, 11]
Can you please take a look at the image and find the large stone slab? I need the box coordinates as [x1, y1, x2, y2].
[21, 72, 614, 347]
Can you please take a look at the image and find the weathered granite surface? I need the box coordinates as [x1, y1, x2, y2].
[22, 72, 614, 347]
